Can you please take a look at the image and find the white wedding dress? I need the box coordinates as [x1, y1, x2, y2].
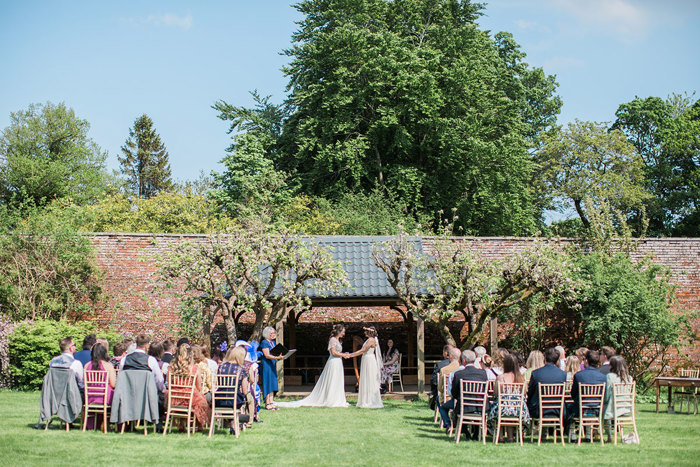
[356, 337, 383, 409]
[276, 337, 349, 408]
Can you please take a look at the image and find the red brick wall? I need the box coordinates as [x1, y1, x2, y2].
[89, 234, 699, 362]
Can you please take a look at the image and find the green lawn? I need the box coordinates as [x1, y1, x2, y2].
[1, 391, 698, 466]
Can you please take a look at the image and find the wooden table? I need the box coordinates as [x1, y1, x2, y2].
[652, 376, 700, 413]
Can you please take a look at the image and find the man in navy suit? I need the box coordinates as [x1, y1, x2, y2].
[438, 349, 487, 433]
[567, 350, 607, 440]
[527, 347, 567, 417]
[597, 346, 615, 375]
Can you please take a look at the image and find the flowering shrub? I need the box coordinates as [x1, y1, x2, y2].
[0, 315, 16, 388]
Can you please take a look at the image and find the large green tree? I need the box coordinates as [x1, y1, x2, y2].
[0, 102, 108, 208]
[119, 114, 173, 198]
[612, 94, 699, 236]
[215, 0, 561, 235]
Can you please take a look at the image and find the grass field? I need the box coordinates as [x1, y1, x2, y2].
[1, 391, 698, 466]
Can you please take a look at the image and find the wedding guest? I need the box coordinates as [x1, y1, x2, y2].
[119, 334, 165, 392]
[489, 348, 509, 379]
[148, 341, 165, 370]
[524, 350, 545, 383]
[489, 353, 530, 442]
[202, 346, 219, 378]
[161, 339, 175, 364]
[598, 346, 615, 375]
[576, 347, 589, 371]
[83, 343, 116, 429]
[166, 344, 210, 430]
[176, 337, 190, 348]
[380, 338, 400, 392]
[473, 346, 487, 369]
[565, 356, 580, 381]
[439, 350, 487, 435]
[193, 345, 214, 404]
[603, 355, 633, 441]
[512, 352, 527, 375]
[96, 338, 110, 355]
[73, 334, 96, 366]
[527, 347, 566, 418]
[216, 346, 256, 430]
[49, 337, 84, 389]
[482, 355, 496, 381]
[211, 347, 223, 365]
[260, 326, 284, 410]
[568, 350, 607, 439]
[430, 345, 452, 409]
[109, 341, 128, 368]
[555, 345, 567, 371]
[438, 347, 462, 403]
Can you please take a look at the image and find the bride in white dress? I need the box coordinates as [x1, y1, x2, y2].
[276, 324, 350, 408]
[348, 326, 383, 409]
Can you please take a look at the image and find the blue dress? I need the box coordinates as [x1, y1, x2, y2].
[261, 339, 278, 397]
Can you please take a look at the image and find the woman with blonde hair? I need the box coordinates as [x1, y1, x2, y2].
[524, 350, 545, 382]
[166, 344, 211, 429]
[564, 355, 580, 381]
[216, 345, 255, 431]
[192, 345, 213, 404]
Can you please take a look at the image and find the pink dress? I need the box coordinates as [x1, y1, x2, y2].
[84, 361, 115, 429]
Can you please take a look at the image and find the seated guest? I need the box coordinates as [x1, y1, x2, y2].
[481, 355, 495, 381]
[489, 353, 530, 442]
[438, 350, 488, 433]
[73, 334, 97, 367]
[380, 338, 400, 392]
[211, 347, 224, 365]
[109, 341, 128, 368]
[161, 339, 175, 364]
[119, 334, 165, 392]
[473, 346, 487, 369]
[576, 347, 589, 371]
[202, 346, 219, 380]
[598, 346, 615, 375]
[216, 346, 256, 430]
[527, 347, 567, 418]
[524, 350, 545, 383]
[49, 337, 84, 389]
[176, 337, 190, 348]
[192, 345, 214, 404]
[148, 341, 165, 370]
[568, 350, 607, 440]
[430, 345, 452, 410]
[83, 343, 117, 429]
[565, 356, 580, 382]
[603, 355, 633, 441]
[437, 347, 462, 403]
[512, 352, 526, 375]
[166, 344, 211, 429]
[489, 348, 509, 379]
[555, 345, 567, 371]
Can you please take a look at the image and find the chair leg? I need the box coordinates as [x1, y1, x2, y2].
[82, 409, 88, 432]
[495, 419, 501, 444]
[560, 423, 565, 446]
[455, 421, 462, 444]
[482, 421, 487, 445]
[537, 422, 543, 446]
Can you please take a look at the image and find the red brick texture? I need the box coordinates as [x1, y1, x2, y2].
[89, 234, 699, 362]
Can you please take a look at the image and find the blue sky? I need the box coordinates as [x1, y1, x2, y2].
[1, 0, 698, 200]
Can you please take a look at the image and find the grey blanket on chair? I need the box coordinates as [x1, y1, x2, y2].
[109, 370, 159, 424]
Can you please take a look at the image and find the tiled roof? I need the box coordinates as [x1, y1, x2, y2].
[303, 236, 424, 299]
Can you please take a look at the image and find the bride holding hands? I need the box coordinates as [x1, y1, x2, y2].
[347, 326, 383, 409]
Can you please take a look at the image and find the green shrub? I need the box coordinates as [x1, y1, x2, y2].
[8, 319, 122, 390]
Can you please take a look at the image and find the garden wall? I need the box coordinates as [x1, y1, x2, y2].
[89, 234, 699, 362]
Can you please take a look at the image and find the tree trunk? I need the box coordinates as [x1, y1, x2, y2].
[435, 320, 456, 347]
[250, 313, 266, 342]
[574, 198, 590, 228]
[223, 306, 237, 345]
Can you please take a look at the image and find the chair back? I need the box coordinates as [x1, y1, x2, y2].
[487, 379, 496, 400]
[679, 368, 699, 378]
[564, 380, 574, 404]
[612, 381, 635, 415]
[84, 369, 109, 403]
[213, 373, 241, 409]
[497, 382, 525, 414]
[167, 373, 196, 410]
[578, 383, 605, 417]
[395, 353, 402, 373]
[459, 380, 488, 416]
[538, 383, 565, 419]
[440, 373, 451, 404]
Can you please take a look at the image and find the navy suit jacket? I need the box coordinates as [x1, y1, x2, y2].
[571, 366, 607, 412]
[527, 363, 567, 415]
[598, 363, 611, 375]
[451, 365, 488, 414]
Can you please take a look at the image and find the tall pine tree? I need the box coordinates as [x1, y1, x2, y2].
[119, 114, 172, 198]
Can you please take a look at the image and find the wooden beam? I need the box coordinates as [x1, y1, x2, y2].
[416, 316, 425, 395]
[276, 318, 285, 395]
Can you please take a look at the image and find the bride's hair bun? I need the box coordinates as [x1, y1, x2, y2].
[363, 326, 378, 337]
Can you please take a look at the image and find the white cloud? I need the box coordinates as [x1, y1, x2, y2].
[549, 0, 650, 42]
[122, 13, 193, 31]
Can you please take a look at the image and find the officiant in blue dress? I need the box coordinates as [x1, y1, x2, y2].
[260, 326, 283, 410]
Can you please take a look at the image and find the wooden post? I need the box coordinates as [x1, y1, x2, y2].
[288, 310, 297, 369]
[276, 319, 285, 395]
[416, 316, 425, 395]
[406, 311, 415, 370]
[489, 316, 498, 355]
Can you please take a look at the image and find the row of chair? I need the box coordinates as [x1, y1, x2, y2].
[436, 378, 638, 445]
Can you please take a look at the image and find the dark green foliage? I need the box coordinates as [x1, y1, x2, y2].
[612, 94, 700, 236]
[575, 252, 683, 383]
[119, 114, 173, 198]
[0, 102, 108, 208]
[7, 319, 121, 390]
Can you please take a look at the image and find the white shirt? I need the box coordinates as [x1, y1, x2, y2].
[49, 352, 84, 388]
[119, 348, 165, 392]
